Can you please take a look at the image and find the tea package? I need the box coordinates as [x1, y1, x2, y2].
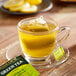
[0, 56, 40, 76]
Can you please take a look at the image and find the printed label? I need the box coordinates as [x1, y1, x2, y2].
[53, 46, 65, 61]
[0, 56, 40, 76]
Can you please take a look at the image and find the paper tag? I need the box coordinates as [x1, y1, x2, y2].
[53, 46, 65, 61]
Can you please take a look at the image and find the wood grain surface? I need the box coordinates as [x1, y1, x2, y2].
[0, 2, 76, 76]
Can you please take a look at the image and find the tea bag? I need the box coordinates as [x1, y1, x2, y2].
[28, 16, 49, 32]
[20, 16, 49, 32]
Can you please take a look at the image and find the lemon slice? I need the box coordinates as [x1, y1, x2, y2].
[9, 2, 28, 12]
[9, 2, 37, 13]
[20, 6, 37, 13]
[9, 6, 23, 12]
[20, 3, 38, 13]
[3, 0, 24, 8]
[26, 0, 42, 5]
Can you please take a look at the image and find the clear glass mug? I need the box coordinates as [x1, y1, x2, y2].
[17, 16, 70, 65]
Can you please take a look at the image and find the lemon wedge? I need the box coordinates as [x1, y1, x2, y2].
[3, 0, 24, 8]
[26, 0, 42, 5]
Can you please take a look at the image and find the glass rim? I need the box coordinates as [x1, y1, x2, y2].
[17, 17, 59, 35]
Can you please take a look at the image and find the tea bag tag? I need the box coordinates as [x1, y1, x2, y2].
[53, 46, 65, 61]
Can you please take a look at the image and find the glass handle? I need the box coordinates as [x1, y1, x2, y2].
[57, 26, 70, 44]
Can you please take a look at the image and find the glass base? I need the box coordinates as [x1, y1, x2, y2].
[25, 55, 51, 65]
[6, 41, 70, 69]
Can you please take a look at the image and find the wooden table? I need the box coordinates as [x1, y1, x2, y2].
[0, 2, 76, 76]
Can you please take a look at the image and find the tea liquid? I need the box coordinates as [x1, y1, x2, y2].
[18, 23, 57, 57]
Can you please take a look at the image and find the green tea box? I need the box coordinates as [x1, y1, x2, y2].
[0, 56, 40, 76]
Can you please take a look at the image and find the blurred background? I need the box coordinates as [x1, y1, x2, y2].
[0, 0, 76, 48]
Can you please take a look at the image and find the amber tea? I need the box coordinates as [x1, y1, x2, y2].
[18, 17, 58, 58]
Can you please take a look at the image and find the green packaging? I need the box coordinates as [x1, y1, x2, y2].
[0, 56, 40, 76]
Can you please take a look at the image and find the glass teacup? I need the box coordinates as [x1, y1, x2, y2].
[17, 16, 70, 65]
